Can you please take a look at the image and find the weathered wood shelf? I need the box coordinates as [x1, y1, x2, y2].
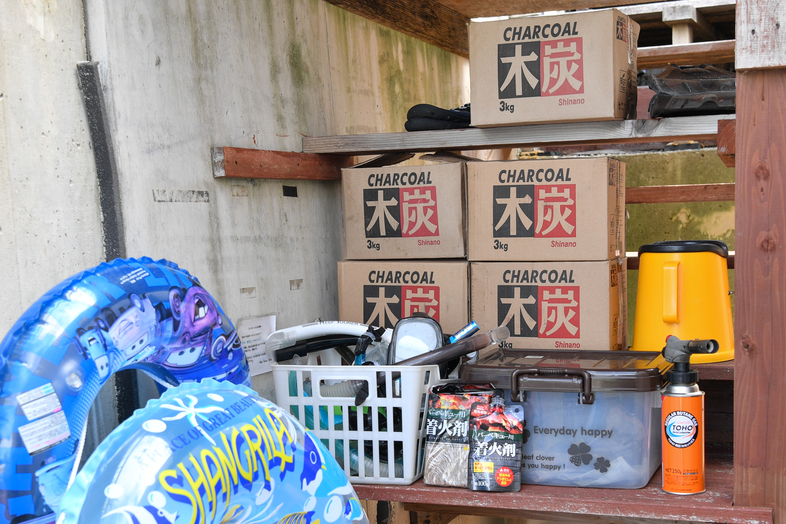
[302, 115, 734, 155]
[353, 456, 771, 524]
[694, 360, 734, 380]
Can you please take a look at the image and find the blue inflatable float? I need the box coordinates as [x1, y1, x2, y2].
[0, 258, 250, 523]
[57, 379, 367, 524]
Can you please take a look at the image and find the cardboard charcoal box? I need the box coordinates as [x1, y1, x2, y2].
[470, 260, 627, 351]
[338, 260, 469, 334]
[467, 157, 625, 262]
[469, 9, 639, 127]
[342, 160, 466, 260]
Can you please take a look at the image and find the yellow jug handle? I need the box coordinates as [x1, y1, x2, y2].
[663, 261, 679, 323]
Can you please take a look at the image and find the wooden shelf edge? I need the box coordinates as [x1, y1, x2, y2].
[626, 183, 735, 204]
[637, 39, 736, 69]
[303, 115, 733, 156]
[211, 147, 355, 181]
[353, 457, 771, 524]
[694, 360, 735, 380]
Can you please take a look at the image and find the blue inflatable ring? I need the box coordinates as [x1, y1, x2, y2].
[0, 257, 250, 523]
[57, 379, 367, 524]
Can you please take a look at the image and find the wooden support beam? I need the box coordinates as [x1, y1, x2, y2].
[734, 68, 786, 522]
[626, 183, 735, 203]
[736, 0, 786, 69]
[717, 118, 736, 167]
[637, 39, 735, 68]
[323, 0, 469, 57]
[211, 147, 354, 181]
[618, 0, 737, 19]
[663, 4, 717, 42]
[669, 23, 695, 45]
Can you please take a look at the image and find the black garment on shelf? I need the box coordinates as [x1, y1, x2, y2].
[405, 103, 471, 131]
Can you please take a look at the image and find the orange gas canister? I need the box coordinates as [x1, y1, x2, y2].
[660, 336, 717, 495]
[662, 386, 704, 494]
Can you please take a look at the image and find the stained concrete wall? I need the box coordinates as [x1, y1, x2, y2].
[1, 1, 106, 329]
[0, 0, 116, 458]
[1, 0, 468, 452]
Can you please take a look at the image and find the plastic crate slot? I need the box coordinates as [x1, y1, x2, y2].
[350, 439, 359, 476]
[363, 407, 373, 432]
[318, 378, 369, 400]
[364, 440, 374, 476]
[377, 407, 388, 433]
[333, 439, 345, 471]
[392, 372, 402, 398]
[394, 441, 404, 478]
[393, 407, 403, 433]
[318, 405, 328, 431]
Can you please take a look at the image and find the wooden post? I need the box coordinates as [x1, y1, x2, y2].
[734, 1, 786, 519]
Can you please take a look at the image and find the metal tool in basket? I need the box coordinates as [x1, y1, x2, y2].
[269, 316, 509, 407]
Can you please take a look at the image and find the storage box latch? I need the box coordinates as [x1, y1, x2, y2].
[511, 368, 595, 405]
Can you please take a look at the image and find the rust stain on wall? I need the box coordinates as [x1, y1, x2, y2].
[152, 189, 209, 203]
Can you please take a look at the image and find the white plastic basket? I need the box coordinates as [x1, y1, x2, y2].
[272, 348, 442, 485]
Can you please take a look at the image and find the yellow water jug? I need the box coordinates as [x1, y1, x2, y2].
[630, 240, 734, 363]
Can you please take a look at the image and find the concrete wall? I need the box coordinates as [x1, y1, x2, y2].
[1, 0, 468, 451]
[1, 1, 106, 329]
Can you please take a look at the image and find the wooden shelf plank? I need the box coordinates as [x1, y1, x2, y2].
[618, 0, 736, 18]
[211, 147, 354, 181]
[353, 457, 772, 524]
[626, 183, 735, 204]
[303, 115, 731, 155]
[637, 39, 735, 68]
[695, 361, 735, 380]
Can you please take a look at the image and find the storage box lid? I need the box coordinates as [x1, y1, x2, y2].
[461, 350, 671, 401]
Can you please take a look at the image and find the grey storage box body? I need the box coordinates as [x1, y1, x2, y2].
[461, 350, 671, 488]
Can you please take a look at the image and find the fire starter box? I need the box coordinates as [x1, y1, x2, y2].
[338, 260, 469, 334]
[470, 259, 627, 351]
[469, 9, 639, 127]
[342, 159, 466, 260]
[467, 157, 625, 262]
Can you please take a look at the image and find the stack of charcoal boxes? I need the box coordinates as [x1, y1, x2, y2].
[337, 157, 470, 336]
[467, 157, 627, 353]
[337, 154, 627, 354]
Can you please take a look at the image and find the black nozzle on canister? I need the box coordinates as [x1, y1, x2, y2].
[662, 335, 719, 385]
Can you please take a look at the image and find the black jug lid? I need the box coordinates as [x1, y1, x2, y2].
[638, 240, 728, 258]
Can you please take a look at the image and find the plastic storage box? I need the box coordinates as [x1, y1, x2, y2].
[461, 349, 671, 488]
[272, 348, 443, 485]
